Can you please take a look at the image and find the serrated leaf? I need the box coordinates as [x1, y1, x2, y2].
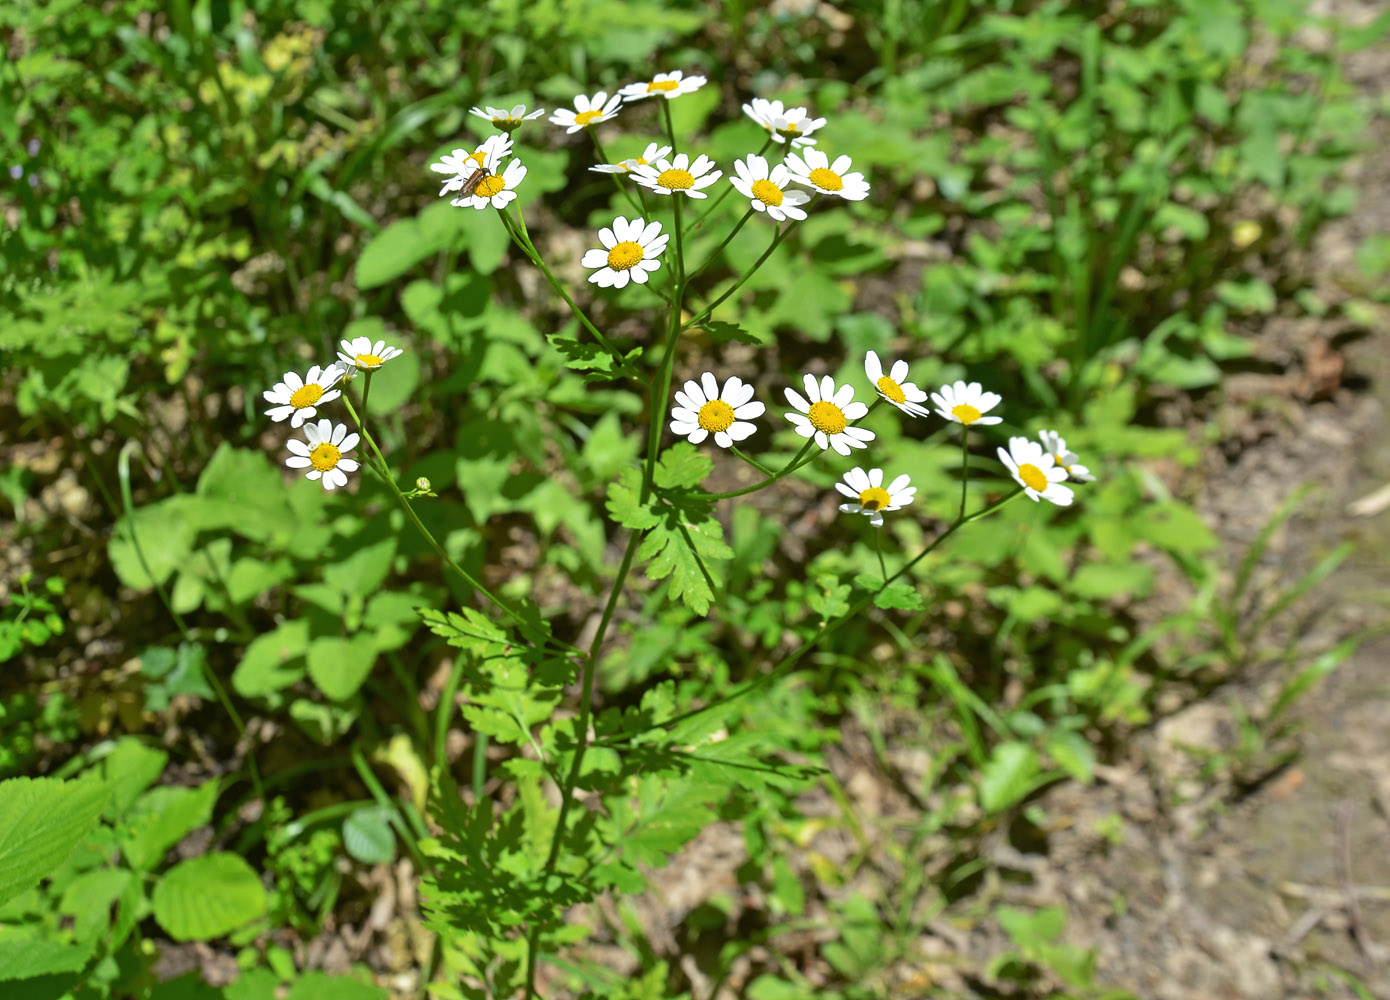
[152, 853, 267, 941]
[807, 576, 851, 621]
[0, 938, 92, 981]
[698, 320, 765, 345]
[637, 509, 731, 616]
[654, 442, 713, 490]
[605, 468, 660, 530]
[418, 607, 510, 653]
[547, 334, 641, 381]
[343, 807, 396, 865]
[874, 584, 923, 610]
[0, 776, 108, 907]
[119, 781, 219, 870]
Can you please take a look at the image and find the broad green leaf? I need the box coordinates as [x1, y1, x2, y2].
[322, 537, 397, 599]
[355, 201, 460, 289]
[286, 970, 388, 1000]
[0, 775, 108, 907]
[606, 468, 660, 530]
[307, 635, 377, 701]
[874, 584, 923, 611]
[342, 807, 396, 865]
[152, 853, 267, 941]
[979, 741, 1040, 813]
[233, 619, 310, 698]
[99, 737, 168, 816]
[108, 498, 197, 589]
[119, 781, 219, 871]
[1045, 730, 1096, 784]
[0, 938, 92, 981]
[654, 442, 713, 490]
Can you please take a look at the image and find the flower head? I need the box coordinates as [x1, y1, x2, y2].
[619, 70, 706, 102]
[670, 373, 765, 449]
[998, 436, 1073, 506]
[580, 216, 669, 288]
[590, 142, 671, 175]
[864, 351, 929, 418]
[549, 91, 621, 134]
[729, 154, 811, 222]
[452, 157, 527, 209]
[931, 380, 1002, 426]
[286, 419, 360, 492]
[431, 134, 512, 196]
[263, 364, 346, 428]
[784, 373, 875, 456]
[469, 104, 545, 132]
[742, 98, 825, 147]
[338, 336, 404, 371]
[1038, 430, 1095, 483]
[835, 468, 915, 527]
[630, 153, 722, 199]
[785, 148, 870, 201]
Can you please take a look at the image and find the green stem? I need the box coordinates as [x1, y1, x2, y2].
[359, 369, 374, 420]
[685, 225, 791, 330]
[692, 438, 817, 501]
[640, 200, 687, 500]
[958, 425, 970, 521]
[690, 135, 774, 232]
[687, 208, 753, 284]
[730, 443, 773, 477]
[341, 396, 580, 657]
[875, 528, 888, 583]
[661, 98, 677, 152]
[472, 732, 489, 800]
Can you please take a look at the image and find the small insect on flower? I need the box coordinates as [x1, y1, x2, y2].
[630, 153, 722, 199]
[670, 372, 765, 448]
[784, 373, 875, 455]
[836, 468, 916, 527]
[998, 436, 1074, 506]
[338, 336, 404, 371]
[590, 142, 672, 175]
[741, 98, 825, 147]
[931, 380, 1003, 426]
[1038, 430, 1095, 482]
[469, 104, 545, 132]
[431, 134, 513, 198]
[864, 351, 930, 418]
[581, 216, 669, 288]
[263, 363, 347, 428]
[729, 154, 811, 222]
[285, 419, 360, 492]
[550, 92, 622, 134]
[619, 70, 707, 102]
[784, 148, 870, 201]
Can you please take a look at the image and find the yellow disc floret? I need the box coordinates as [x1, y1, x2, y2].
[290, 384, 324, 409]
[473, 174, 506, 198]
[657, 168, 695, 190]
[607, 241, 645, 271]
[697, 400, 735, 433]
[751, 179, 784, 207]
[777, 123, 802, 138]
[310, 442, 342, 472]
[574, 109, 603, 126]
[876, 377, 906, 404]
[951, 403, 982, 424]
[647, 79, 679, 93]
[1017, 463, 1049, 492]
[355, 353, 384, 368]
[858, 486, 892, 511]
[807, 401, 847, 436]
[808, 167, 843, 192]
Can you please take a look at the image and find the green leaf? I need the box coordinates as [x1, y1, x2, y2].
[307, 636, 377, 701]
[286, 970, 388, 1000]
[355, 201, 460, 289]
[233, 619, 310, 698]
[0, 775, 108, 907]
[654, 442, 713, 490]
[119, 781, 219, 871]
[322, 537, 397, 599]
[807, 575, 851, 621]
[637, 510, 731, 616]
[99, 737, 168, 816]
[108, 498, 197, 589]
[152, 853, 267, 941]
[979, 741, 1040, 813]
[342, 807, 396, 865]
[1215, 278, 1276, 314]
[1045, 730, 1095, 784]
[874, 584, 923, 611]
[606, 468, 660, 530]
[0, 939, 92, 981]
[1069, 561, 1154, 599]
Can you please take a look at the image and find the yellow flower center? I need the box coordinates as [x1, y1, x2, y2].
[1017, 463, 1049, 493]
[657, 168, 695, 190]
[495, 117, 522, 131]
[808, 167, 843, 191]
[468, 150, 487, 167]
[310, 442, 342, 472]
[289, 384, 324, 409]
[807, 401, 847, 436]
[951, 403, 982, 424]
[473, 174, 506, 198]
[355, 353, 384, 367]
[776, 122, 802, 137]
[647, 79, 680, 93]
[876, 376, 906, 404]
[858, 486, 892, 511]
[573, 109, 603, 126]
[750, 178, 783, 207]
[697, 399, 735, 433]
[607, 241, 645, 271]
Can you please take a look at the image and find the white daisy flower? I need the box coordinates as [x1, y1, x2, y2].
[285, 419, 361, 492]
[549, 91, 621, 134]
[741, 98, 825, 147]
[1038, 430, 1095, 483]
[469, 104, 545, 132]
[864, 351, 930, 418]
[589, 142, 672, 175]
[619, 70, 707, 102]
[451, 157, 527, 210]
[998, 436, 1074, 506]
[784, 373, 875, 456]
[669, 372, 765, 449]
[580, 215, 669, 288]
[263, 364, 346, 429]
[930, 380, 1003, 426]
[430, 134, 512, 196]
[784, 148, 871, 201]
[835, 468, 916, 527]
[630, 153, 722, 199]
[728, 154, 811, 222]
[337, 336, 404, 371]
